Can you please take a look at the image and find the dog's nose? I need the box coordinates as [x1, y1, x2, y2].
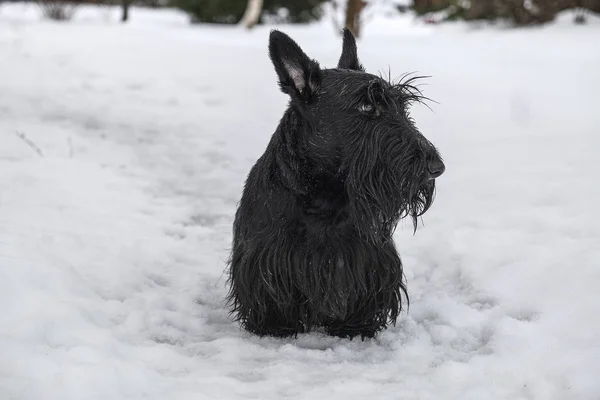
[427, 159, 445, 179]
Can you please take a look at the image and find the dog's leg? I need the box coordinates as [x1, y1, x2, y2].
[324, 316, 383, 340]
[323, 242, 405, 340]
[241, 298, 307, 338]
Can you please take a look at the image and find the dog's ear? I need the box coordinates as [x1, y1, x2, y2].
[269, 30, 321, 101]
[337, 28, 364, 71]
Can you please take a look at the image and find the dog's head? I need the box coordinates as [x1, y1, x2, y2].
[268, 29, 444, 233]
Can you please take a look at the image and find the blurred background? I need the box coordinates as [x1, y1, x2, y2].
[1, 1, 599, 399]
[2, 0, 599, 28]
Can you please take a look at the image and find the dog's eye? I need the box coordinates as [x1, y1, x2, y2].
[358, 103, 379, 116]
[359, 104, 373, 112]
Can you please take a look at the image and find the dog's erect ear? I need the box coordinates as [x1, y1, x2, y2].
[269, 30, 321, 100]
[337, 28, 364, 71]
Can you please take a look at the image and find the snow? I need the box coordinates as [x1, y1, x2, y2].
[1, 3, 600, 400]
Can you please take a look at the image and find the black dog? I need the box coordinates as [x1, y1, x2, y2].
[227, 29, 444, 339]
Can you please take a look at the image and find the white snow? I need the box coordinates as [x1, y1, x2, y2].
[1, 3, 600, 400]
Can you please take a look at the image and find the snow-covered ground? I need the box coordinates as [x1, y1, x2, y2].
[1, 3, 599, 399]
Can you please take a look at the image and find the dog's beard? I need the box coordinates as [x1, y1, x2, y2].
[345, 152, 435, 239]
[405, 179, 435, 232]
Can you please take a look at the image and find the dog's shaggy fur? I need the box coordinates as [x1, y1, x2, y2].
[227, 29, 444, 339]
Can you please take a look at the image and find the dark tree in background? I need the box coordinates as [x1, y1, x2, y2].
[412, 0, 451, 15]
[560, 0, 600, 23]
[110, 0, 600, 29]
[122, 0, 130, 22]
[415, 0, 598, 25]
[36, 0, 79, 21]
[172, 0, 245, 23]
[170, 0, 327, 24]
[262, 0, 327, 23]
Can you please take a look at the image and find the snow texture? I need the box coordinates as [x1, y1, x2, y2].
[1, 4, 599, 400]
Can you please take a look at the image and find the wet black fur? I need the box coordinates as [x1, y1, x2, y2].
[227, 29, 444, 339]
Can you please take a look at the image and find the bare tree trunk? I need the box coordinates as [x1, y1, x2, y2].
[122, 0, 130, 23]
[345, 0, 365, 38]
[240, 0, 264, 29]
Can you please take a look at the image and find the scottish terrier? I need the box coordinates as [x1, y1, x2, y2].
[227, 29, 444, 339]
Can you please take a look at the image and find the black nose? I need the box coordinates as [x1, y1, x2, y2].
[427, 159, 445, 179]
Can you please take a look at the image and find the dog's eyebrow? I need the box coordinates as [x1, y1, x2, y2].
[365, 79, 397, 108]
